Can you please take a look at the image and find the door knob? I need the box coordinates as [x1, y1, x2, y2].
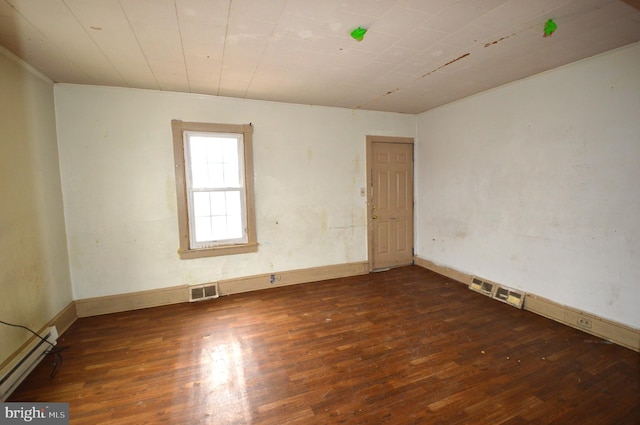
[372, 215, 378, 219]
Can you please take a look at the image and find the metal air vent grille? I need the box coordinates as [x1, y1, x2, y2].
[189, 283, 219, 302]
[469, 277, 496, 297]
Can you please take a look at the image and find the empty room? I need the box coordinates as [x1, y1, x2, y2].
[1, 0, 639, 424]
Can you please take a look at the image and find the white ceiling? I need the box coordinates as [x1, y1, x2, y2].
[1, 0, 639, 114]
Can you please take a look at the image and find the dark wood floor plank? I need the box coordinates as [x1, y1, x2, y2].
[8, 266, 640, 424]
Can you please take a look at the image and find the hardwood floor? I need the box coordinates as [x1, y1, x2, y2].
[9, 266, 640, 424]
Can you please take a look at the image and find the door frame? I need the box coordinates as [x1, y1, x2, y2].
[366, 135, 415, 272]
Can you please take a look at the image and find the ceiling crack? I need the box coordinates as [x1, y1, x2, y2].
[217, 0, 233, 97]
[415, 53, 470, 81]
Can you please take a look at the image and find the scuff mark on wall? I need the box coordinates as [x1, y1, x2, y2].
[352, 155, 360, 172]
[320, 209, 327, 232]
[329, 225, 365, 230]
[608, 284, 620, 306]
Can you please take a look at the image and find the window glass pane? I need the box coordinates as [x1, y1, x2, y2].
[221, 138, 240, 187]
[206, 141, 224, 187]
[189, 136, 213, 188]
[225, 191, 241, 216]
[192, 190, 244, 243]
[223, 162, 240, 187]
[209, 191, 226, 216]
[194, 217, 213, 242]
[208, 162, 225, 188]
[191, 167, 208, 188]
[221, 137, 238, 160]
[189, 136, 209, 160]
[206, 137, 224, 160]
[226, 215, 243, 239]
[193, 192, 211, 217]
[188, 135, 241, 189]
[210, 216, 228, 240]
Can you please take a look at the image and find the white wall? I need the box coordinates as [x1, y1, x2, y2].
[54, 85, 416, 299]
[416, 43, 640, 328]
[0, 47, 72, 363]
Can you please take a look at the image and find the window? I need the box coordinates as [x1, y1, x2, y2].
[171, 120, 257, 259]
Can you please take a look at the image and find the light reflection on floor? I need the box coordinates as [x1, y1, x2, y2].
[177, 332, 253, 424]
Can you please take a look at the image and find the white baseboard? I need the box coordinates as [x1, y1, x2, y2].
[414, 256, 640, 352]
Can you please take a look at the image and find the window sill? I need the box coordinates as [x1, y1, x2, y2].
[178, 242, 258, 259]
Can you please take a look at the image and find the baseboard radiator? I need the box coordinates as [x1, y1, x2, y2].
[0, 326, 58, 401]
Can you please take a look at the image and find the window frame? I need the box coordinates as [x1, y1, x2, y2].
[171, 120, 258, 259]
[184, 130, 247, 248]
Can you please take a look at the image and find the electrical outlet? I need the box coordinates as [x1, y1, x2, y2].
[577, 316, 592, 329]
